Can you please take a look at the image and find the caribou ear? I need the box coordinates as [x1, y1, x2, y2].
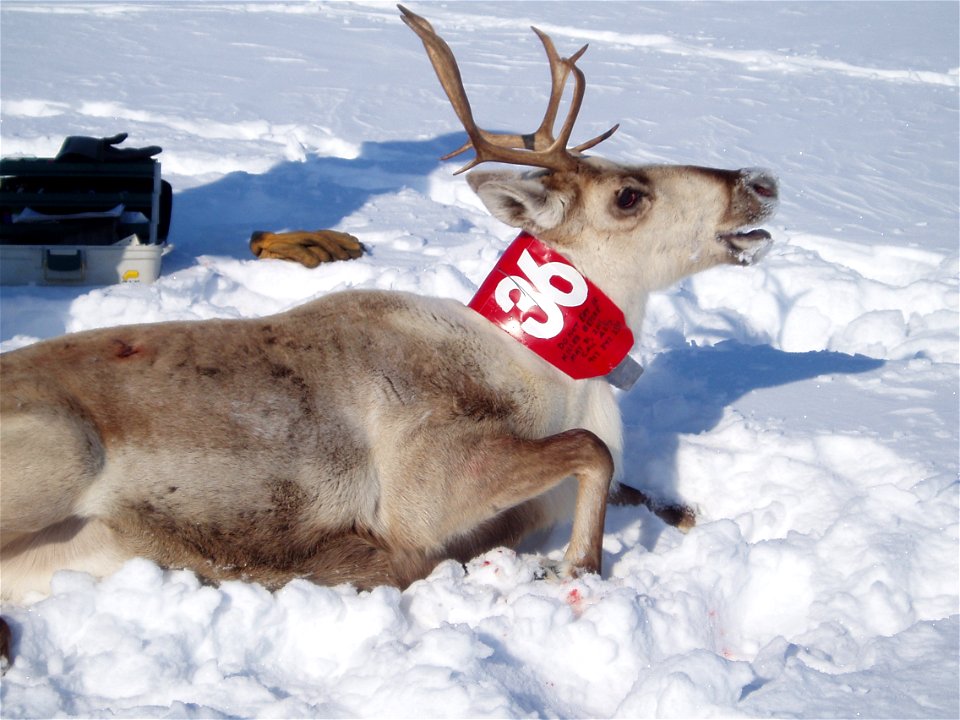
[467, 170, 569, 233]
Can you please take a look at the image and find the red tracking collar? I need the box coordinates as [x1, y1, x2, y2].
[469, 232, 642, 389]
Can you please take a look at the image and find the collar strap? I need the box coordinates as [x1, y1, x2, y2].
[469, 232, 643, 390]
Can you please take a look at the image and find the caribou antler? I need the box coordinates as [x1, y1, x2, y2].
[398, 5, 619, 174]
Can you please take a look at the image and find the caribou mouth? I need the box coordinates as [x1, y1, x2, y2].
[718, 228, 773, 265]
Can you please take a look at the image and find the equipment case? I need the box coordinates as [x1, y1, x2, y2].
[0, 156, 169, 285]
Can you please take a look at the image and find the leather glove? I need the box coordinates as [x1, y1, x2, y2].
[249, 230, 364, 268]
[56, 133, 162, 163]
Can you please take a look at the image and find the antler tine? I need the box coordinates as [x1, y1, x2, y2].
[437, 27, 593, 172]
[398, 5, 482, 147]
[524, 27, 579, 152]
[534, 29, 620, 157]
[441, 28, 577, 162]
[399, 4, 535, 173]
[572, 123, 621, 154]
[399, 4, 618, 174]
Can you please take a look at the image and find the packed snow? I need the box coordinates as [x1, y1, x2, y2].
[1, 1, 957, 717]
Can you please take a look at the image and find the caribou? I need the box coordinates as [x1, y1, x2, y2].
[0, 6, 777, 624]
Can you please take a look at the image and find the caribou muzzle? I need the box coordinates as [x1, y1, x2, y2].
[719, 168, 779, 265]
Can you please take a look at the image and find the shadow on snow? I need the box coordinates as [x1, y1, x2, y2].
[163, 132, 466, 272]
[605, 340, 885, 551]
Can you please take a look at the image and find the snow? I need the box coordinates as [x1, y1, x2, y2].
[0, 1, 957, 717]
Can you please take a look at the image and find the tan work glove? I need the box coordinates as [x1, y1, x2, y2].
[250, 230, 364, 268]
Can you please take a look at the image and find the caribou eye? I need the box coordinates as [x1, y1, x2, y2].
[616, 187, 644, 210]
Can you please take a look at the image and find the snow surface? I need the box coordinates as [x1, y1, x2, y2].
[1, 1, 958, 717]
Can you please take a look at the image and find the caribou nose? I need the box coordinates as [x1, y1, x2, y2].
[742, 168, 779, 202]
